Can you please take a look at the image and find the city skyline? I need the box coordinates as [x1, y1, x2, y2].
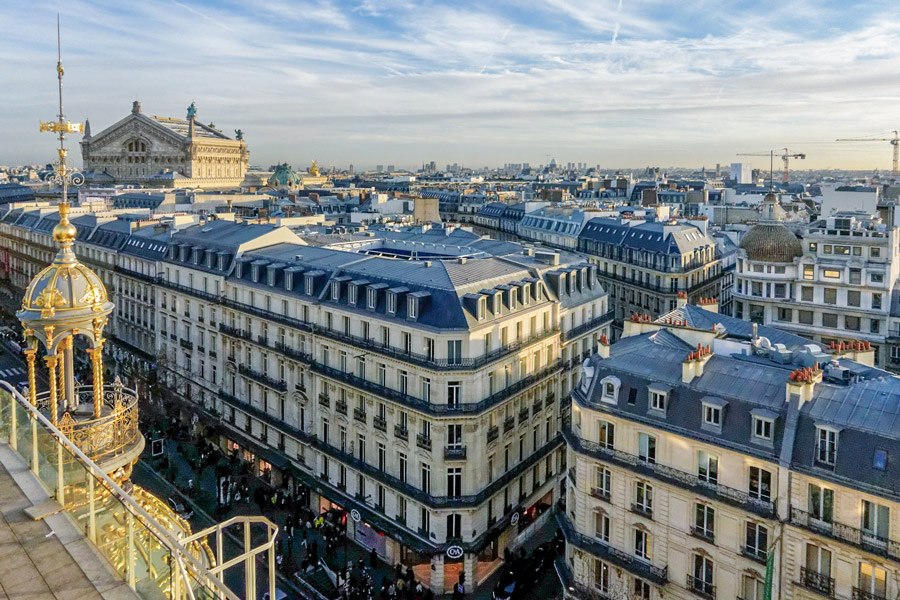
[3, 0, 900, 171]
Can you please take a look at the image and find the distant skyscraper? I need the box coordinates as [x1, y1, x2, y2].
[730, 162, 752, 184]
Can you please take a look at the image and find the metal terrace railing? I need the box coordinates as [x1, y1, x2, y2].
[0, 381, 278, 600]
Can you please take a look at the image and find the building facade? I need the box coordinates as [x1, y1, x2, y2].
[80, 101, 248, 189]
[733, 195, 899, 370]
[561, 302, 899, 600]
[577, 217, 725, 335]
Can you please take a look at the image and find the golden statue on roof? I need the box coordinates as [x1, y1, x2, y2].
[310, 159, 320, 176]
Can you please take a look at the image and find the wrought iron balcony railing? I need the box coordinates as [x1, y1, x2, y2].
[800, 567, 835, 598]
[790, 507, 900, 564]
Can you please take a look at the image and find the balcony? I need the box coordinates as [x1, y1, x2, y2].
[589, 488, 610, 502]
[487, 426, 499, 444]
[741, 546, 767, 564]
[179, 338, 193, 350]
[310, 359, 563, 416]
[518, 408, 530, 424]
[546, 393, 555, 406]
[373, 415, 387, 432]
[631, 503, 653, 519]
[561, 310, 615, 342]
[318, 393, 330, 408]
[313, 324, 561, 372]
[790, 507, 900, 564]
[257, 335, 269, 346]
[532, 400, 543, 416]
[853, 589, 887, 600]
[503, 415, 516, 433]
[335, 399, 348, 415]
[565, 427, 775, 518]
[353, 407, 367, 423]
[685, 575, 715, 600]
[556, 512, 667, 586]
[238, 365, 287, 392]
[416, 434, 432, 451]
[444, 446, 467, 460]
[800, 567, 835, 598]
[690, 526, 715, 544]
[394, 425, 408, 441]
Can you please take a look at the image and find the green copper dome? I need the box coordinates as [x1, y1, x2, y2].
[268, 163, 301, 188]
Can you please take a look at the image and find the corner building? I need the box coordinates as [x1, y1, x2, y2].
[562, 302, 900, 600]
[156, 222, 612, 593]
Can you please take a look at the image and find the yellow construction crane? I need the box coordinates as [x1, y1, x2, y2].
[836, 131, 899, 179]
[737, 148, 805, 183]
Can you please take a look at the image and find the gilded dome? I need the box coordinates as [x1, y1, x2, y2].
[739, 223, 803, 263]
[18, 260, 112, 324]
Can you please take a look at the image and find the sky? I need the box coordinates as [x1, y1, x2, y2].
[2, 0, 900, 172]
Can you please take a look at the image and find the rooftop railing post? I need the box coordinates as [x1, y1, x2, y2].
[245, 522, 254, 600]
[127, 510, 136, 590]
[9, 394, 17, 452]
[56, 441, 64, 504]
[31, 416, 38, 476]
[88, 476, 97, 543]
[268, 534, 276, 600]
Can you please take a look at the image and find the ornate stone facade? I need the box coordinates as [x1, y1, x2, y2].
[80, 101, 249, 189]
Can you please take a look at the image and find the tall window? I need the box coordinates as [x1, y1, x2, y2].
[421, 378, 431, 401]
[691, 555, 714, 597]
[398, 452, 407, 483]
[448, 424, 463, 449]
[446, 514, 461, 539]
[633, 579, 650, 600]
[697, 450, 718, 484]
[742, 575, 765, 600]
[399, 370, 408, 395]
[598, 420, 615, 449]
[634, 529, 650, 560]
[745, 522, 768, 559]
[447, 382, 461, 407]
[862, 499, 890, 545]
[805, 543, 831, 580]
[420, 508, 430, 534]
[447, 468, 462, 498]
[634, 482, 653, 515]
[594, 466, 611, 499]
[377, 443, 386, 471]
[638, 433, 656, 464]
[748, 467, 771, 502]
[421, 463, 431, 494]
[694, 503, 715, 540]
[808, 484, 833, 523]
[447, 340, 462, 365]
[594, 512, 610, 543]
[816, 427, 837, 465]
[594, 560, 609, 594]
[859, 563, 887, 600]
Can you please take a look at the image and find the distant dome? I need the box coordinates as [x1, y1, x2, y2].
[740, 223, 803, 263]
[268, 163, 301, 188]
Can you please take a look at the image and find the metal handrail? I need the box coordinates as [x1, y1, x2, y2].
[0, 381, 270, 600]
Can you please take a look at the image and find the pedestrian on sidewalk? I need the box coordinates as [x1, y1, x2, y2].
[394, 563, 403, 581]
[369, 547, 377, 568]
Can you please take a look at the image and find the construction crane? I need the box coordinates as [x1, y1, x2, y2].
[835, 131, 899, 180]
[737, 148, 805, 183]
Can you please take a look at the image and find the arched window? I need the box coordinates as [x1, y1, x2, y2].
[599, 376, 621, 404]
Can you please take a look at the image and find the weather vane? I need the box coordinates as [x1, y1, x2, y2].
[39, 15, 85, 196]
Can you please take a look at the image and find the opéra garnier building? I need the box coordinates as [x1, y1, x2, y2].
[80, 101, 248, 189]
[563, 300, 900, 600]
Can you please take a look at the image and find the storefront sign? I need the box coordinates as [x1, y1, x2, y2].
[511, 512, 520, 525]
[446, 545, 464, 559]
[350, 508, 361, 522]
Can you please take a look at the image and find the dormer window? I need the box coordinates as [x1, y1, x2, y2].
[305, 274, 314, 296]
[492, 294, 501, 314]
[267, 268, 276, 287]
[509, 290, 517, 310]
[648, 384, 669, 415]
[331, 281, 340, 301]
[408, 298, 418, 319]
[251, 264, 261, 283]
[815, 426, 838, 466]
[349, 284, 358, 305]
[521, 284, 530, 305]
[568, 273, 576, 294]
[753, 416, 774, 441]
[477, 297, 486, 320]
[192, 248, 201, 264]
[217, 253, 226, 270]
[367, 288, 376, 309]
[387, 292, 397, 314]
[599, 376, 620, 404]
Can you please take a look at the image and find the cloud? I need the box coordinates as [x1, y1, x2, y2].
[1, 0, 899, 170]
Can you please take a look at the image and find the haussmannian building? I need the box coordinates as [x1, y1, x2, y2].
[560, 300, 900, 600]
[576, 216, 725, 336]
[733, 193, 899, 371]
[0, 213, 616, 594]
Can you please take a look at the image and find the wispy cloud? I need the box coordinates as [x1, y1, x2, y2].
[1, 0, 899, 170]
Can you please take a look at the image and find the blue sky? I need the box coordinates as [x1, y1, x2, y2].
[2, 0, 899, 171]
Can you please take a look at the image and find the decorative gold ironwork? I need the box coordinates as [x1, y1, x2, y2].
[35, 384, 141, 463]
[34, 285, 67, 318]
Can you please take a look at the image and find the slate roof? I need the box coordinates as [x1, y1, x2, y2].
[580, 306, 900, 501]
[579, 217, 715, 256]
